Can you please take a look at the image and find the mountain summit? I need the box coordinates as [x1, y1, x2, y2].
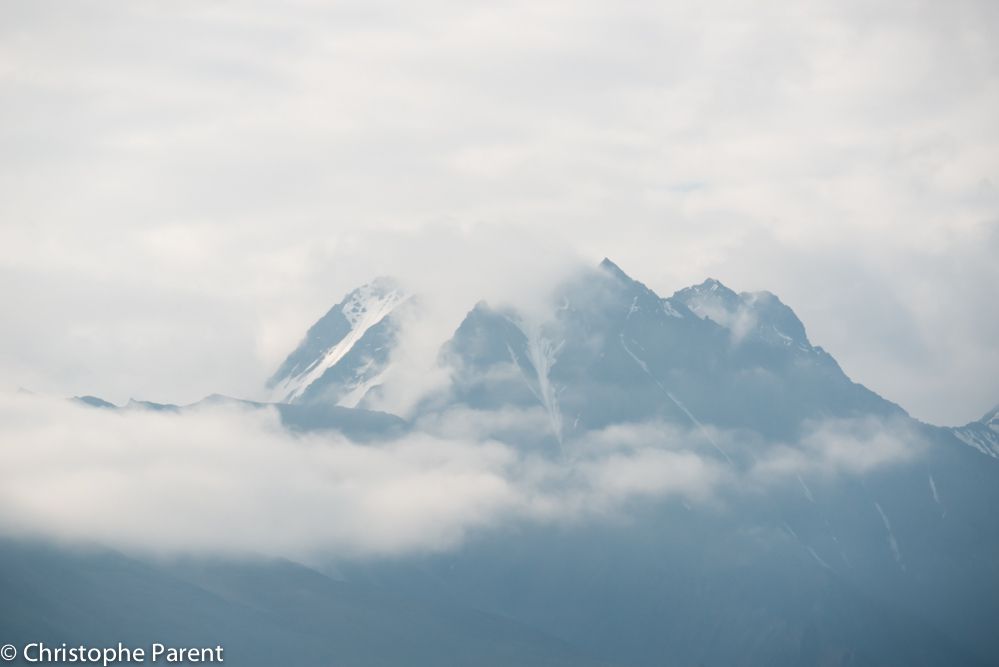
[267, 277, 409, 407]
[427, 260, 902, 442]
[28, 258, 999, 667]
[269, 260, 910, 441]
[250, 259, 999, 665]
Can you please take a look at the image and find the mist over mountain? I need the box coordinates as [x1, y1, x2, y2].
[4, 0, 998, 663]
[271, 259, 908, 440]
[3, 259, 998, 666]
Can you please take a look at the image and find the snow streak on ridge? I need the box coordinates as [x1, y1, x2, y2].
[272, 284, 406, 403]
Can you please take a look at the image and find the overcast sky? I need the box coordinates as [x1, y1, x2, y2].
[1, 0, 997, 425]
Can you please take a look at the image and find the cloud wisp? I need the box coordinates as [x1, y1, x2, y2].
[0, 393, 926, 561]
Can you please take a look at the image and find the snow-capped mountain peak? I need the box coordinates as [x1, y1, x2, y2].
[341, 279, 404, 328]
[267, 277, 408, 405]
[269, 260, 910, 444]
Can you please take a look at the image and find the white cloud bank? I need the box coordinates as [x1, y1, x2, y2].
[0, 393, 926, 560]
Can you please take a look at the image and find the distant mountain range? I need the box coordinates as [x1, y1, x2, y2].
[263, 258, 992, 448]
[6, 258, 998, 666]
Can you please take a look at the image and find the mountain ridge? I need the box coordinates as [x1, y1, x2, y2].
[32, 258, 999, 666]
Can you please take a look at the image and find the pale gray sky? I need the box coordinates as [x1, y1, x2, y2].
[1, 0, 997, 425]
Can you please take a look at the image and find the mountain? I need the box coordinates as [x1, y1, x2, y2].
[330, 259, 999, 665]
[428, 258, 904, 445]
[73, 395, 117, 409]
[0, 539, 603, 667]
[73, 394, 408, 441]
[267, 277, 410, 408]
[30, 258, 999, 666]
[263, 259, 904, 444]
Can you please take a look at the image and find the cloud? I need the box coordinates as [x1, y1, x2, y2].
[750, 416, 927, 480]
[1, 0, 997, 423]
[0, 393, 520, 560]
[0, 393, 926, 561]
[338, 225, 587, 418]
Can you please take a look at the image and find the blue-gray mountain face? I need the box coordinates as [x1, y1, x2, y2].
[433, 259, 904, 447]
[270, 260, 904, 443]
[5, 260, 999, 667]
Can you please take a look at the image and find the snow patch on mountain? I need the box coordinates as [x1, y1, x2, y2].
[875, 502, 905, 571]
[950, 404, 999, 458]
[952, 426, 999, 458]
[269, 279, 407, 404]
[524, 327, 565, 444]
[661, 299, 684, 319]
